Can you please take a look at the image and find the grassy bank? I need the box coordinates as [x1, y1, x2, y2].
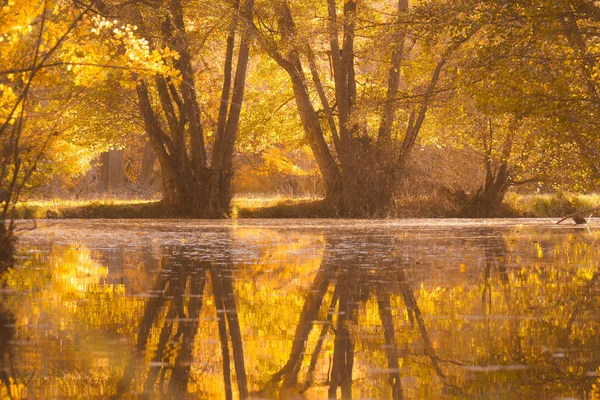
[12, 192, 600, 219]
[504, 192, 600, 217]
[12, 196, 328, 219]
[13, 199, 172, 219]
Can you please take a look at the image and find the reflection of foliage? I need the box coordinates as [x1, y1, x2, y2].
[232, 228, 326, 388]
[0, 223, 15, 399]
[257, 236, 442, 399]
[3, 243, 143, 398]
[4, 225, 600, 398]
[416, 236, 600, 398]
[117, 246, 250, 399]
[0, 303, 16, 399]
[255, 228, 600, 399]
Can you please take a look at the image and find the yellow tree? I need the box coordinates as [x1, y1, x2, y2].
[247, 0, 479, 216]
[0, 0, 188, 212]
[0, 0, 97, 261]
[88, 0, 256, 217]
[438, 0, 600, 213]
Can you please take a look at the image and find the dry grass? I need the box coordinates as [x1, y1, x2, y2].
[13, 192, 600, 219]
[234, 197, 328, 218]
[13, 196, 325, 219]
[504, 192, 600, 217]
[231, 194, 321, 210]
[13, 199, 165, 219]
[394, 190, 461, 218]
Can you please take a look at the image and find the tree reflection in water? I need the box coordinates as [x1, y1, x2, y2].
[258, 234, 445, 399]
[444, 229, 600, 398]
[116, 246, 248, 399]
[0, 300, 15, 398]
[0, 231, 19, 399]
[258, 228, 600, 399]
[3, 222, 600, 398]
[0, 228, 16, 399]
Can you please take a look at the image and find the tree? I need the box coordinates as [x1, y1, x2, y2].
[411, 0, 600, 215]
[247, 0, 477, 216]
[90, 0, 255, 217]
[0, 0, 106, 251]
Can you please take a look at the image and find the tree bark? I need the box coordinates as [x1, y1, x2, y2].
[378, 0, 409, 143]
[100, 150, 125, 194]
[464, 120, 515, 217]
[210, 0, 256, 215]
[0, 222, 13, 275]
[138, 141, 157, 188]
[104, 0, 255, 217]
[257, 0, 467, 216]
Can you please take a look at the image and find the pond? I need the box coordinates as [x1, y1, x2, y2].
[1, 219, 599, 399]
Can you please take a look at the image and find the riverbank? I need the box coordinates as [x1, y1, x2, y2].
[12, 192, 600, 219]
[12, 196, 329, 219]
[503, 192, 600, 217]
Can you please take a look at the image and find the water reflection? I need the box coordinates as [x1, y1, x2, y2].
[3, 220, 600, 398]
[0, 297, 16, 398]
[0, 230, 16, 399]
[259, 234, 438, 400]
[116, 246, 247, 399]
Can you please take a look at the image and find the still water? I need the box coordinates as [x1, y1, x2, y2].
[1, 219, 600, 399]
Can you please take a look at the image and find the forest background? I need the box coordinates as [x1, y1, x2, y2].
[2, 0, 600, 225]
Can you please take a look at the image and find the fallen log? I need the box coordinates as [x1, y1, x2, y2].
[556, 207, 600, 225]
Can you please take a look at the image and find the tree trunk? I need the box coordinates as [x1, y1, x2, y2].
[101, 0, 255, 217]
[155, 156, 228, 217]
[138, 141, 157, 188]
[0, 222, 13, 275]
[256, 0, 468, 217]
[100, 150, 125, 194]
[469, 167, 511, 217]
[341, 144, 397, 217]
[463, 120, 515, 217]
